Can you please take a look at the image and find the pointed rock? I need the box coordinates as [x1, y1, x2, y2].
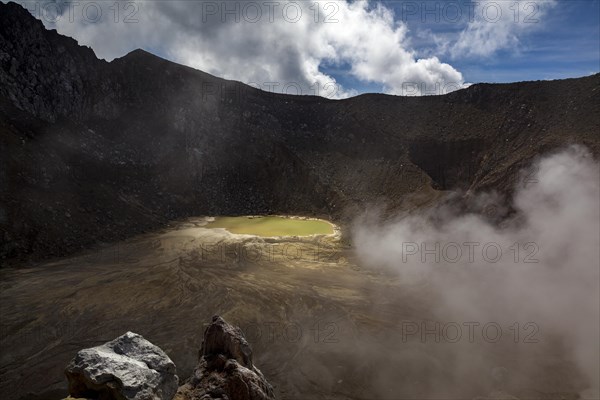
[176, 316, 275, 400]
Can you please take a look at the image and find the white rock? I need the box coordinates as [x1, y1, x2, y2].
[65, 331, 178, 400]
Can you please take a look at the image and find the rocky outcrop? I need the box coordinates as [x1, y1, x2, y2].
[175, 316, 275, 400]
[0, 1, 103, 122]
[65, 332, 179, 400]
[63, 318, 274, 400]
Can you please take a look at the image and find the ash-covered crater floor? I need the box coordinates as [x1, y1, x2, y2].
[0, 218, 583, 400]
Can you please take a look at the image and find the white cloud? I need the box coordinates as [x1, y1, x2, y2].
[28, 0, 465, 97]
[353, 146, 600, 397]
[450, 0, 557, 59]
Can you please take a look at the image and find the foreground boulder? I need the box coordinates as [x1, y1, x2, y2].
[65, 332, 179, 400]
[176, 316, 275, 400]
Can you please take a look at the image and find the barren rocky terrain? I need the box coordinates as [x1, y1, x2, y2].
[1, 1, 599, 265]
[1, 2, 599, 400]
[0, 220, 586, 400]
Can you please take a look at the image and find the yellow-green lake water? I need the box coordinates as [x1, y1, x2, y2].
[205, 216, 333, 237]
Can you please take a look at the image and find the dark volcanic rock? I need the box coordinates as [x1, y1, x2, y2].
[65, 332, 179, 400]
[0, 1, 102, 122]
[176, 316, 275, 400]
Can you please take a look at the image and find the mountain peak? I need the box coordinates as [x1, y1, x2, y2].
[117, 48, 171, 65]
[125, 48, 155, 58]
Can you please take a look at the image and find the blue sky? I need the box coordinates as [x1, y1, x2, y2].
[402, 0, 600, 83]
[330, 0, 600, 92]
